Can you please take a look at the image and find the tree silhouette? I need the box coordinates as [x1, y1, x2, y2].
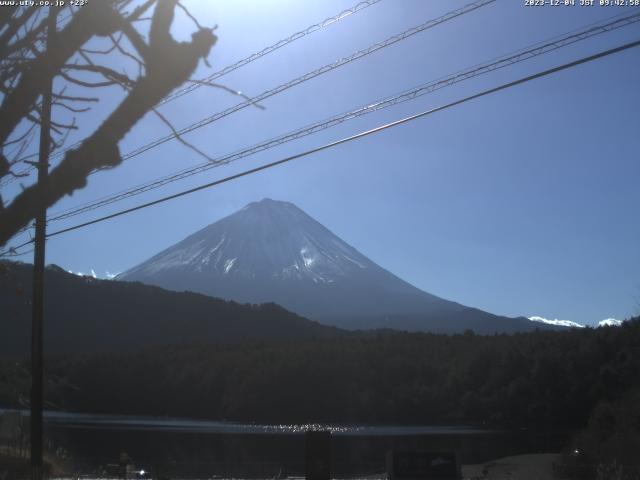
[0, 0, 217, 246]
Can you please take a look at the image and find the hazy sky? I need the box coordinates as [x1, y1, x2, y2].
[4, 0, 640, 326]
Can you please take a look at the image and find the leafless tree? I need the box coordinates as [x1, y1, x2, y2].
[0, 0, 217, 247]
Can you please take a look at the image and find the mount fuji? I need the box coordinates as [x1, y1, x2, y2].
[118, 198, 548, 334]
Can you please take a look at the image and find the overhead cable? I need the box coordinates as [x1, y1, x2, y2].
[1, 0, 385, 185]
[117, 0, 496, 164]
[3, 37, 631, 254]
[161, 0, 386, 105]
[45, 10, 640, 223]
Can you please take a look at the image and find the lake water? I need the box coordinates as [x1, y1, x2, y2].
[5, 410, 571, 477]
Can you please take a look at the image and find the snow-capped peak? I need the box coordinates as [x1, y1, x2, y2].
[119, 198, 374, 284]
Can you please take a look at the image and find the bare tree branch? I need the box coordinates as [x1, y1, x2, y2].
[1, 121, 37, 148]
[151, 106, 215, 162]
[117, 23, 149, 65]
[79, 33, 122, 56]
[52, 92, 100, 103]
[0, 7, 38, 54]
[0, 12, 47, 59]
[52, 102, 91, 114]
[189, 79, 266, 110]
[126, 0, 157, 22]
[59, 70, 119, 89]
[67, 59, 137, 88]
[177, 2, 205, 31]
[0, 1, 217, 246]
[0, 1, 124, 145]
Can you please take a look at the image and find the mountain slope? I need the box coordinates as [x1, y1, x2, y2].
[0, 260, 340, 359]
[119, 199, 549, 334]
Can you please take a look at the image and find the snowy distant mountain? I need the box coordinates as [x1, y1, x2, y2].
[598, 318, 623, 327]
[528, 316, 624, 329]
[118, 199, 553, 334]
[528, 316, 585, 328]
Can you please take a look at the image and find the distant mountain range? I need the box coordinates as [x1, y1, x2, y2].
[118, 198, 558, 334]
[527, 316, 624, 329]
[0, 260, 339, 359]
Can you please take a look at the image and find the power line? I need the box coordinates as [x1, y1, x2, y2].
[8, 37, 633, 248]
[115, 0, 495, 164]
[161, 0, 385, 105]
[7, 0, 495, 183]
[0, 247, 34, 258]
[1, 0, 385, 185]
[44, 10, 640, 224]
[3, 0, 499, 249]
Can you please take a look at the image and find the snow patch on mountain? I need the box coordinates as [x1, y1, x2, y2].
[528, 316, 585, 328]
[598, 318, 623, 327]
[529, 316, 625, 328]
[67, 269, 98, 279]
[223, 258, 236, 274]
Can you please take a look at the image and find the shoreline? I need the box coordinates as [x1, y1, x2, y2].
[462, 453, 561, 480]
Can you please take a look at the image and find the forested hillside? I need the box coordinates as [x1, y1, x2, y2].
[1, 318, 637, 428]
[0, 261, 340, 358]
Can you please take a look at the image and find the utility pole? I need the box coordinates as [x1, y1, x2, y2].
[31, 6, 56, 480]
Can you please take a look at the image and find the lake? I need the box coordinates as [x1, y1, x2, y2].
[4, 410, 571, 478]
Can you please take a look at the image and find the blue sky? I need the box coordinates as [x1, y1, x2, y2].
[4, 0, 640, 326]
